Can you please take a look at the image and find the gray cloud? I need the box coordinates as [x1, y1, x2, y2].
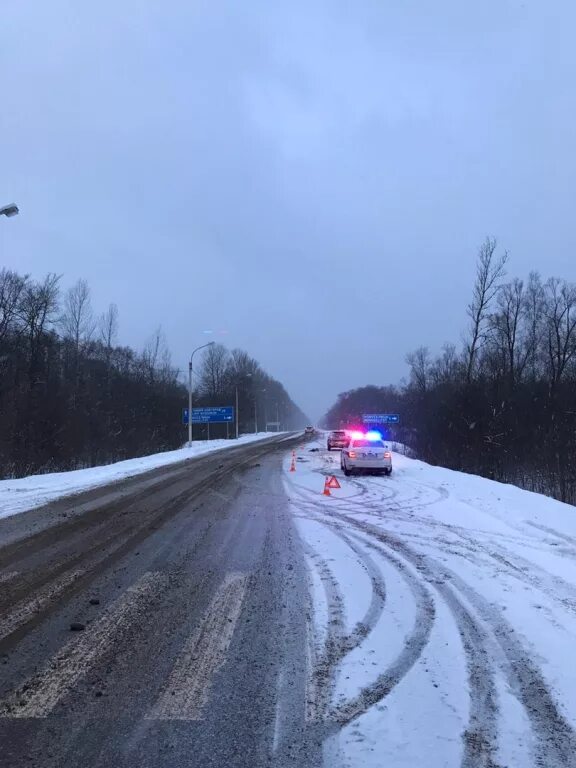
[2, 0, 576, 419]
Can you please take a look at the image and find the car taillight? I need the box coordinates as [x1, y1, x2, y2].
[348, 451, 356, 459]
[384, 452, 391, 458]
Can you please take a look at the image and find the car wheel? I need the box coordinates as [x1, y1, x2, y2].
[386, 468, 392, 476]
[343, 465, 351, 477]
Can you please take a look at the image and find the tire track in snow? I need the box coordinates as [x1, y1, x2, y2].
[290, 467, 504, 763]
[443, 566, 576, 768]
[315, 521, 439, 729]
[292, 468, 505, 763]
[437, 526, 576, 618]
[299, 507, 440, 729]
[303, 526, 387, 724]
[324, 517, 502, 766]
[330, 512, 576, 768]
[302, 544, 346, 722]
[526, 521, 576, 548]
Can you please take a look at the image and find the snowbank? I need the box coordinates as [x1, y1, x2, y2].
[0, 433, 288, 520]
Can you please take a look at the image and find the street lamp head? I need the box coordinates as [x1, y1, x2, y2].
[0, 203, 19, 218]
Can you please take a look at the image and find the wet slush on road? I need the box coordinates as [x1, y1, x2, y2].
[0, 436, 321, 768]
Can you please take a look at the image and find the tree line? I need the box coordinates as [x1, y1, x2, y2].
[322, 238, 576, 505]
[0, 269, 308, 478]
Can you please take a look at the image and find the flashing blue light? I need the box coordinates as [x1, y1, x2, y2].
[365, 430, 382, 441]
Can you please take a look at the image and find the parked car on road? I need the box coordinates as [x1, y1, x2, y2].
[327, 430, 350, 450]
[341, 438, 392, 476]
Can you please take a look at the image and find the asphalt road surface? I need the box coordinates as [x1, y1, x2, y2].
[0, 435, 321, 768]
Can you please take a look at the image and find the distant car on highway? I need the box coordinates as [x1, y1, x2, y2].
[327, 430, 350, 450]
[341, 437, 392, 476]
[304, 425, 315, 435]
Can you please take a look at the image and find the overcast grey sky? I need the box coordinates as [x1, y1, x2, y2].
[2, 1, 576, 420]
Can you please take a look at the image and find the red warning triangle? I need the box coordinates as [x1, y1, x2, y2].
[326, 475, 341, 489]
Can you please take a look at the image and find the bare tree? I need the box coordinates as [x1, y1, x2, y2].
[544, 278, 576, 390]
[490, 278, 529, 386]
[227, 348, 260, 378]
[198, 343, 229, 398]
[0, 268, 28, 341]
[406, 346, 430, 392]
[465, 237, 508, 383]
[140, 326, 176, 387]
[99, 303, 119, 351]
[224, 348, 262, 389]
[523, 271, 546, 382]
[60, 278, 96, 353]
[430, 343, 461, 385]
[19, 273, 61, 351]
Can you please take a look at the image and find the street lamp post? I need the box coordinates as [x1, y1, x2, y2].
[188, 342, 214, 447]
[233, 372, 252, 440]
[0, 203, 19, 218]
[261, 388, 268, 432]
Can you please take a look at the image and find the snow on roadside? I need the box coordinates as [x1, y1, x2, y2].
[0, 432, 289, 520]
[286, 436, 576, 768]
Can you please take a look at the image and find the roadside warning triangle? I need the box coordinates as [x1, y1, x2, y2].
[326, 476, 341, 489]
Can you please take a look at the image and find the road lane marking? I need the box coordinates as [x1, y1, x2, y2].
[0, 571, 19, 584]
[0, 572, 166, 718]
[0, 513, 168, 644]
[0, 569, 86, 644]
[150, 571, 248, 720]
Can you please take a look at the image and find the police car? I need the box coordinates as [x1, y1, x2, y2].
[340, 431, 392, 476]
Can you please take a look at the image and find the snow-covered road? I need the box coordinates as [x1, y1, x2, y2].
[285, 437, 576, 768]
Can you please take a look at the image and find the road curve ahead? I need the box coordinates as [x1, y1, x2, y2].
[0, 435, 319, 768]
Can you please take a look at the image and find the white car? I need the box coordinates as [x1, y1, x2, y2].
[341, 438, 392, 476]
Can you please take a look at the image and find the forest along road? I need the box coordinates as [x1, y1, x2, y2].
[0, 434, 320, 768]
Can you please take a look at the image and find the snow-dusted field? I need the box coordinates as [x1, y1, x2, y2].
[285, 436, 576, 768]
[0, 432, 289, 520]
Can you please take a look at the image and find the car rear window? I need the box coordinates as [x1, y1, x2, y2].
[352, 440, 385, 448]
[332, 431, 346, 437]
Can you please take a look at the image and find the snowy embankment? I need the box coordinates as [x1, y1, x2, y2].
[285, 437, 576, 768]
[0, 432, 288, 520]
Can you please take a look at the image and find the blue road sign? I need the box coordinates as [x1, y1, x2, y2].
[362, 413, 400, 425]
[182, 408, 190, 425]
[189, 406, 234, 424]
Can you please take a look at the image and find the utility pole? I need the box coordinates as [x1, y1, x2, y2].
[261, 388, 268, 432]
[187, 342, 215, 447]
[235, 385, 239, 439]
